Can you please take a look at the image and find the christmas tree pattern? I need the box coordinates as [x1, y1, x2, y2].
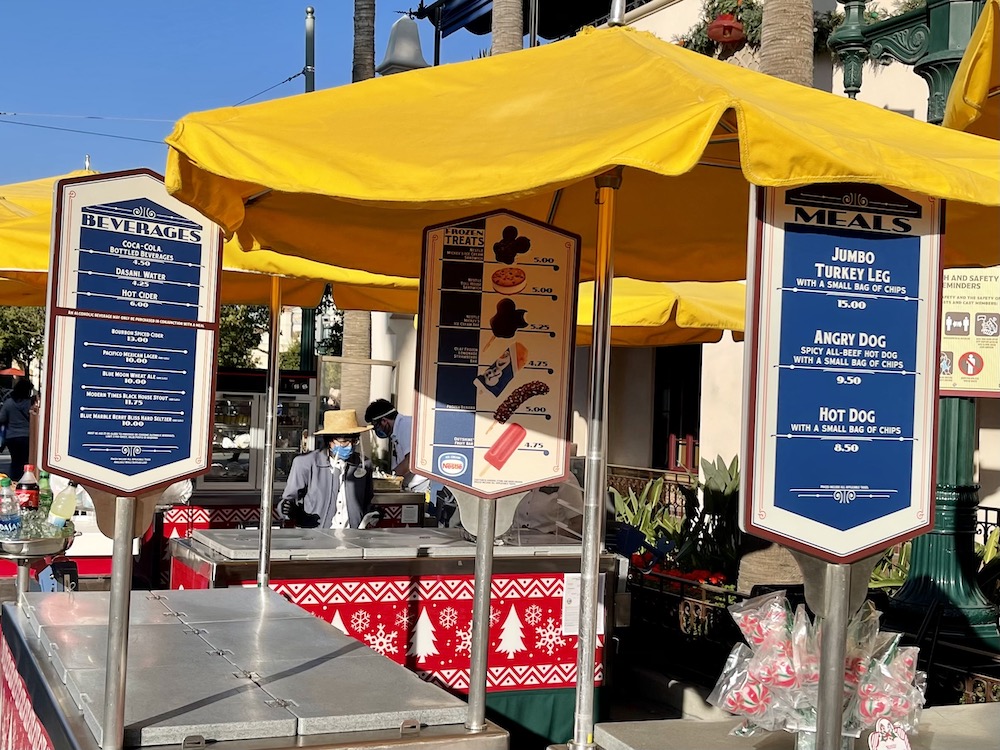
[497, 605, 526, 660]
[407, 607, 439, 664]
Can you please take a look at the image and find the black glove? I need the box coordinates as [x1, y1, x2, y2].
[295, 507, 321, 528]
[279, 497, 294, 519]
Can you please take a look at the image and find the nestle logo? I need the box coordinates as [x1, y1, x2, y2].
[438, 452, 467, 476]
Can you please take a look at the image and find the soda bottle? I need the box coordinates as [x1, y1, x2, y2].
[16, 464, 39, 511]
[38, 470, 54, 517]
[48, 482, 79, 529]
[0, 478, 22, 539]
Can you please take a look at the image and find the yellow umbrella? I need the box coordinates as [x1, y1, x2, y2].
[0, 179, 419, 308]
[943, 0, 1000, 138]
[576, 279, 744, 347]
[345, 276, 745, 346]
[167, 27, 999, 277]
[0, 170, 96, 223]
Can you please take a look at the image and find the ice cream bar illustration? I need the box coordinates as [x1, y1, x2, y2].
[482, 422, 526, 472]
[474, 343, 528, 398]
[494, 380, 550, 423]
[490, 298, 528, 339]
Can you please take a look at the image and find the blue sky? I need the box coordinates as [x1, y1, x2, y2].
[0, 2, 486, 185]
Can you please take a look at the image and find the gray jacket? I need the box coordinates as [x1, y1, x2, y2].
[281, 449, 373, 529]
[0, 398, 31, 440]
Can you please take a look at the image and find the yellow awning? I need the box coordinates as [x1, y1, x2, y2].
[944, 0, 1000, 138]
[0, 170, 95, 223]
[166, 26, 1000, 279]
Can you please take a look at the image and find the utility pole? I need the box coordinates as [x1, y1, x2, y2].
[299, 6, 317, 372]
[831, 0, 999, 650]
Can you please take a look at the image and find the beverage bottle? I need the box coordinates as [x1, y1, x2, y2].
[0, 478, 22, 539]
[38, 470, 54, 516]
[48, 482, 79, 529]
[16, 464, 40, 511]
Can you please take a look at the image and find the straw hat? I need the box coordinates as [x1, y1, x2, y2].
[315, 408, 372, 436]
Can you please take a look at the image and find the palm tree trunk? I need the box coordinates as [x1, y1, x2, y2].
[353, 0, 376, 83]
[342, 0, 375, 413]
[759, 0, 815, 86]
[737, 0, 817, 593]
[491, 0, 524, 55]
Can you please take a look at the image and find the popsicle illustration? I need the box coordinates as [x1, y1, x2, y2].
[480, 422, 526, 475]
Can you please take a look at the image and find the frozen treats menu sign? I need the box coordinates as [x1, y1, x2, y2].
[939, 267, 1000, 398]
[742, 184, 942, 563]
[43, 170, 221, 495]
[414, 211, 580, 498]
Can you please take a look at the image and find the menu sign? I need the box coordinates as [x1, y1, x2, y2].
[742, 184, 941, 563]
[43, 170, 221, 495]
[939, 267, 1000, 397]
[414, 211, 580, 499]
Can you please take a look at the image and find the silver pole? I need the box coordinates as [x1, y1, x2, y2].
[528, 0, 540, 47]
[569, 168, 622, 749]
[465, 496, 497, 732]
[817, 563, 851, 750]
[102, 496, 135, 750]
[305, 7, 315, 92]
[609, 0, 627, 27]
[15, 560, 29, 602]
[257, 276, 282, 587]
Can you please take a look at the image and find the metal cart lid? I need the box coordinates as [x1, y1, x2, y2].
[154, 586, 315, 624]
[192, 527, 364, 559]
[21, 590, 174, 639]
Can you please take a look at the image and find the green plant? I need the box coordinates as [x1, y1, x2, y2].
[674, 455, 742, 578]
[611, 476, 677, 546]
[869, 542, 911, 591]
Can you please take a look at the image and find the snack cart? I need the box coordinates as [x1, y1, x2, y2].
[170, 526, 618, 744]
[1, 587, 508, 749]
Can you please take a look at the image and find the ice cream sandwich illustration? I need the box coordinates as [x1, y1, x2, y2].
[491, 267, 527, 295]
[493, 225, 530, 264]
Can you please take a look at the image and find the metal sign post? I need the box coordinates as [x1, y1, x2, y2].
[42, 170, 222, 750]
[414, 210, 580, 733]
[743, 182, 944, 750]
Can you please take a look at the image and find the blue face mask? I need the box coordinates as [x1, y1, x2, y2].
[373, 420, 390, 440]
[330, 444, 354, 461]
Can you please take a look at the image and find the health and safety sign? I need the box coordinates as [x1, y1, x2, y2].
[742, 184, 942, 563]
[43, 170, 221, 495]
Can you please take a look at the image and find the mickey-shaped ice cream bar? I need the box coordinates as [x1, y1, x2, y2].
[490, 298, 528, 338]
[493, 225, 531, 264]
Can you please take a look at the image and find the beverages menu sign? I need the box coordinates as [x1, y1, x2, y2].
[414, 211, 579, 499]
[43, 170, 221, 495]
[742, 184, 941, 563]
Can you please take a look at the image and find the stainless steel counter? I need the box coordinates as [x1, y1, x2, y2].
[593, 706, 1000, 750]
[4, 588, 508, 749]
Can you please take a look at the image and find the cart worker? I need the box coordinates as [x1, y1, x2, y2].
[364, 398, 430, 496]
[0, 378, 34, 481]
[280, 409, 374, 529]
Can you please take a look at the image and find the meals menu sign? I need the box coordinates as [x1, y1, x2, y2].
[414, 211, 580, 499]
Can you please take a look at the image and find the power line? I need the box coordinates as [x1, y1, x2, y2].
[0, 112, 174, 123]
[0, 118, 165, 145]
[233, 69, 306, 106]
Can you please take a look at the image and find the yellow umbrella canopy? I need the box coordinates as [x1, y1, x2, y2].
[944, 0, 1000, 138]
[576, 279, 744, 347]
[166, 26, 1000, 278]
[0, 170, 96, 223]
[0, 173, 418, 308]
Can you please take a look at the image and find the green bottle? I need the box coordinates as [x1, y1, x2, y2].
[38, 471, 54, 517]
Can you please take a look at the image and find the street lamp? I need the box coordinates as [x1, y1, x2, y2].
[830, 0, 999, 650]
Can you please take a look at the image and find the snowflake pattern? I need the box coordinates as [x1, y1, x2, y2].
[350, 609, 371, 633]
[489, 606, 501, 626]
[455, 623, 472, 655]
[535, 618, 567, 656]
[524, 604, 543, 626]
[438, 607, 459, 629]
[363, 623, 399, 656]
[395, 610, 411, 630]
